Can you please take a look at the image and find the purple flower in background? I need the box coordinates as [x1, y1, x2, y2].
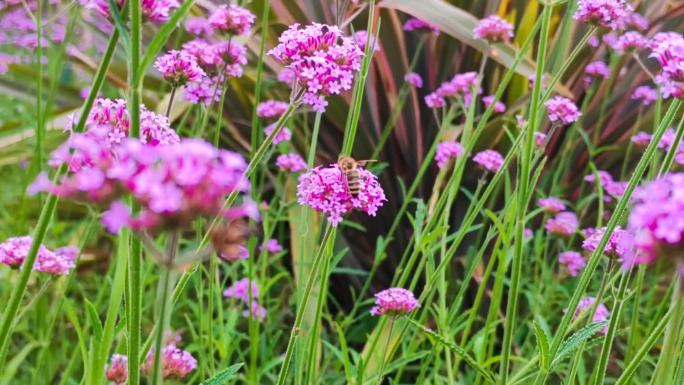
[403, 17, 440, 34]
[354, 30, 380, 52]
[585, 170, 628, 202]
[208, 4, 255, 36]
[0, 236, 77, 275]
[538, 197, 566, 214]
[582, 226, 629, 259]
[473, 15, 514, 43]
[404, 72, 423, 88]
[650, 32, 684, 98]
[574, 0, 632, 30]
[264, 123, 292, 145]
[143, 345, 197, 380]
[435, 141, 465, 169]
[370, 288, 419, 316]
[545, 212, 579, 236]
[243, 301, 267, 321]
[154, 50, 205, 87]
[260, 239, 283, 254]
[106, 354, 128, 385]
[559, 251, 586, 277]
[570, 296, 611, 334]
[482, 95, 506, 113]
[615, 31, 648, 53]
[224, 278, 259, 303]
[276, 153, 307, 173]
[534, 132, 547, 147]
[185, 17, 212, 35]
[631, 131, 652, 148]
[473, 149, 504, 173]
[545, 96, 581, 125]
[631, 86, 658, 106]
[257, 100, 289, 120]
[584, 61, 611, 85]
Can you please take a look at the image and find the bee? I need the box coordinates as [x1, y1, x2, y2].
[210, 219, 251, 261]
[337, 156, 376, 197]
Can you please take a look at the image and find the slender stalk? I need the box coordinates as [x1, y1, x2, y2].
[275, 226, 334, 385]
[165, 87, 177, 119]
[651, 277, 684, 385]
[34, 0, 44, 171]
[500, 5, 552, 383]
[151, 232, 179, 385]
[250, 0, 270, 158]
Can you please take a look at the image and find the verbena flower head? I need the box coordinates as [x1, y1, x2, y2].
[545, 96, 581, 125]
[354, 30, 380, 52]
[585, 170, 627, 202]
[545, 211, 579, 236]
[208, 4, 255, 36]
[473, 15, 514, 43]
[482, 95, 506, 113]
[223, 278, 259, 302]
[582, 226, 629, 259]
[425, 72, 480, 108]
[534, 131, 547, 147]
[185, 17, 212, 36]
[182, 39, 247, 78]
[626, 12, 649, 31]
[243, 301, 267, 321]
[369, 288, 419, 316]
[559, 251, 586, 277]
[33, 136, 254, 233]
[631, 85, 658, 105]
[571, 296, 610, 334]
[404, 72, 423, 88]
[264, 123, 292, 145]
[615, 31, 648, 53]
[268, 23, 363, 112]
[106, 354, 128, 385]
[257, 100, 289, 120]
[276, 153, 307, 172]
[538, 197, 565, 214]
[403, 17, 440, 34]
[574, 0, 633, 30]
[473, 149, 504, 172]
[435, 141, 464, 169]
[260, 239, 283, 254]
[650, 32, 684, 98]
[631, 131, 652, 147]
[623, 173, 684, 269]
[154, 50, 205, 88]
[0, 236, 76, 275]
[297, 163, 386, 226]
[143, 345, 197, 380]
[183, 76, 222, 106]
[86, 0, 179, 24]
[584, 61, 611, 85]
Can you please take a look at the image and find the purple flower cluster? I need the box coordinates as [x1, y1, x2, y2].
[584, 61, 611, 85]
[435, 141, 465, 169]
[545, 96, 581, 125]
[650, 33, 684, 98]
[154, 50, 205, 87]
[573, 0, 633, 30]
[631, 86, 658, 106]
[482, 95, 506, 113]
[257, 100, 289, 120]
[425, 72, 480, 109]
[276, 153, 307, 172]
[86, 0, 179, 24]
[32, 135, 255, 233]
[538, 197, 565, 214]
[559, 251, 586, 277]
[224, 278, 266, 322]
[404, 72, 423, 88]
[264, 123, 292, 145]
[473, 149, 504, 172]
[473, 15, 514, 43]
[106, 354, 128, 385]
[297, 163, 386, 226]
[268, 23, 363, 112]
[582, 226, 629, 258]
[370, 288, 419, 316]
[0, 236, 77, 275]
[584, 170, 628, 202]
[403, 18, 440, 35]
[615, 31, 648, 53]
[143, 345, 197, 380]
[208, 4, 255, 36]
[354, 30, 380, 52]
[260, 239, 283, 254]
[545, 212, 579, 236]
[570, 296, 611, 334]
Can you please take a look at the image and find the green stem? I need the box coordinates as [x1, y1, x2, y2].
[151, 233, 179, 385]
[35, 0, 44, 171]
[165, 87, 177, 119]
[651, 277, 684, 385]
[250, 0, 270, 158]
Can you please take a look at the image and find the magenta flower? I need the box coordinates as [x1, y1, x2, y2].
[545, 96, 581, 125]
[354, 30, 380, 52]
[631, 131, 652, 147]
[183, 76, 222, 106]
[185, 17, 212, 36]
[435, 141, 465, 169]
[370, 288, 419, 316]
[482, 95, 506, 113]
[0, 236, 77, 275]
[224, 278, 259, 302]
[268, 23, 363, 112]
[534, 131, 547, 147]
[403, 17, 440, 34]
[545, 212, 579, 236]
[425, 93, 446, 109]
[626, 12, 649, 31]
[143, 345, 197, 380]
[257, 100, 289, 120]
[569, 296, 611, 334]
[154, 50, 205, 87]
[182, 39, 247, 79]
[582, 226, 629, 259]
[425, 72, 480, 108]
[297, 164, 386, 226]
[650, 33, 684, 98]
[264, 123, 292, 145]
[473, 149, 504, 173]
[615, 31, 648, 53]
[584, 61, 611, 85]
[559, 251, 586, 277]
[573, 0, 632, 30]
[538, 197, 566, 214]
[404, 72, 423, 88]
[631, 86, 658, 105]
[276, 153, 307, 173]
[85, 0, 179, 24]
[473, 15, 514, 43]
[106, 354, 128, 385]
[243, 301, 267, 322]
[208, 4, 255, 36]
[585, 171, 627, 202]
[260, 239, 283, 254]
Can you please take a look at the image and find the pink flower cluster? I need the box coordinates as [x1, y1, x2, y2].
[582, 226, 629, 259]
[425, 72, 480, 108]
[650, 32, 684, 98]
[473, 149, 504, 173]
[482, 95, 506, 113]
[559, 251, 586, 277]
[154, 50, 205, 87]
[538, 197, 565, 214]
[86, 0, 179, 24]
[545, 96, 581, 125]
[573, 0, 633, 30]
[435, 141, 465, 169]
[224, 278, 266, 322]
[473, 15, 514, 43]
[264, 123, 292, 145]
[32, 135, 255, 233]
[370, 287, 419, 316]
[584, 171, 628, 202]
[0, 236, 77, 275]
[276, 153, 307, 172]
[631, 86, 658, 106]
[623, 173, 684, 269]
[403, 18, 440, 35]
[268, 23, 363, 112]
[584, 61, 611, 85]
[545, 212, 579, 236]
[260, 239, 283, 254]
[615, 31, 648, 53]
[570, 296, 611, 334]
[297, 163, 386, 226]
[106, 354, 128, 385]
[143, 345, 197, 380]
[354, 30, 380, 52]
[404, 72, 423, 88]
[208, 4, 255, 36]
[257, 100, 289, 120]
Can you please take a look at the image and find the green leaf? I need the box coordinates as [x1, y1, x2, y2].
[0, 342, 41, 385]
[106, 0, 131, 55]
[551, 321, 608, 369]
[200, 363, 244, 385]
[533, 321, 550, 370]
[136, 0, 196, 84]
[84, 299, 103, 344]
